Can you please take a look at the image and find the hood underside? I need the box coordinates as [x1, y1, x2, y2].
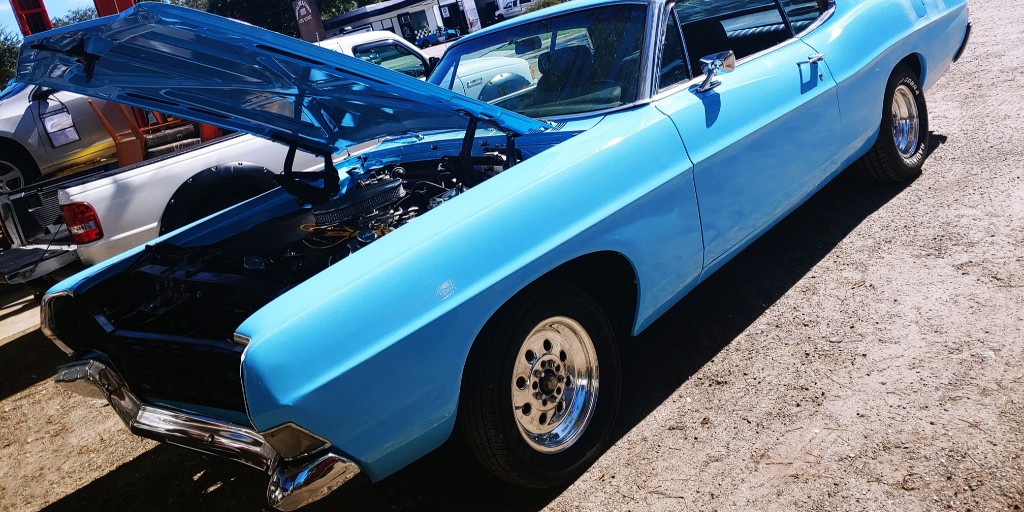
[16, 3, 550, 155]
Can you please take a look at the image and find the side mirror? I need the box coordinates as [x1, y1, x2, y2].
[514, 36, 542, 55]
[426, 56, 441, 75]
[696, 50, 736, 93]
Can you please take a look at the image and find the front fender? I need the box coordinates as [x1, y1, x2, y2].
[239, 105, 705, 480]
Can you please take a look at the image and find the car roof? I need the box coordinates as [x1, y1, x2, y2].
[455, 0, 652, 48]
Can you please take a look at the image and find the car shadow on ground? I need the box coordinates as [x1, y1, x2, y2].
[0, 329, 67, 402]
[40, 134, 948, 511]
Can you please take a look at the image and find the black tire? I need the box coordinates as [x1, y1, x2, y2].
[460, 281, 621, 488]
[0, 144, 41, 191]
[858, 64, 929, 183]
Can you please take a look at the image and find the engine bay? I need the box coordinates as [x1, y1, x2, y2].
[92, 154, 508, 341]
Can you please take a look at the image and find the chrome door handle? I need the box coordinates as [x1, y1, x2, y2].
[798, 53, 826, 65]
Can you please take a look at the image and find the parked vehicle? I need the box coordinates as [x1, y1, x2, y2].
[495, 0, 535, 21]
[316, 31, 432, 79]
[24, 0, 969, 510]
[0, 130, 322, 285]
[415, 26, 461, 48]
[0, 26, 534, 287]
[0, 82, 127, 190]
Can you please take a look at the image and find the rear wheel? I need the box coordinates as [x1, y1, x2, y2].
[858, 64, 929, 183]
[0, 149, 41, 191]
[460, 282, 621, 487]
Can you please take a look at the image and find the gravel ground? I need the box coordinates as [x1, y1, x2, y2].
[1, 1, 1021, 510]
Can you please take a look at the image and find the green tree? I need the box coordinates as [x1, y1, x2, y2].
[51, 6, 98, 28]
[208, 0, 300, 36]
[141, 0, 211, 12]
[524, 0, 572, 14]
[1, 27, 19, 87]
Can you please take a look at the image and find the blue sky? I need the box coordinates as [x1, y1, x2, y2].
[2, 0, 92, 39]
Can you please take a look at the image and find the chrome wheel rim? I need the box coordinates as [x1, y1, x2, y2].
[511, 316, 599, 454]
[891, 84, 920, 159]
[0, 161, 25, 192]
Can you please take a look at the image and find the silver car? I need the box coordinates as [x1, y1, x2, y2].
[0, 81, 129, 190]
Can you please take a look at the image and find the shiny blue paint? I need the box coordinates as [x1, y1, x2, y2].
[656, 39, 843, 273]
[239, 105, 704, 478]
[16, 4, 549, 156]
[801, 0, 970, 172]
[33, 0, 967, 484]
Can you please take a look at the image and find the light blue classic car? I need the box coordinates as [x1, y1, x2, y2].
[21, 0, 969, 509]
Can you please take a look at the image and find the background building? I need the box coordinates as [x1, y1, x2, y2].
[324, 0, 484, 42]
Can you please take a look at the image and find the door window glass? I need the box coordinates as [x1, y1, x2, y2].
[778, 0, 830, 34]
[674, 0, 789, 76]
[658, 11, 690, 91]
[429, 4, 647, 117]
[352, 41, 428, 78]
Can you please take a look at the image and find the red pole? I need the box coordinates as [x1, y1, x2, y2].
[9, 0, 53, 36]
[93, 0, 135, 18]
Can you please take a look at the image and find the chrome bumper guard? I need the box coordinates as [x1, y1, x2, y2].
[55, 357, 361, 511]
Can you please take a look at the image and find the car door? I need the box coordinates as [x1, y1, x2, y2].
[654, 0, 843, 272]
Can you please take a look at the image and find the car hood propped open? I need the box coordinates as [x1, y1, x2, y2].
[16, 3, 551, 156]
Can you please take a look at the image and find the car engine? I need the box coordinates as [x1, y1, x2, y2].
[90, 156, 506, 342]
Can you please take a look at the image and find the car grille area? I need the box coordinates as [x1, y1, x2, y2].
[108, 330, 246, 413]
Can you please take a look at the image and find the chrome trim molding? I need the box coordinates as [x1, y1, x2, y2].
[268, 453, 362, 512]
[233, 332, 252, 346]
[261, 422, 333, 461]
[55, 357, 362, 510]
[794, 1, 837, 38]
[40, 290, 76, 355]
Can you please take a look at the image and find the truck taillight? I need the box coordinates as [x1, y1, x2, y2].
[61, 202, 103, 244]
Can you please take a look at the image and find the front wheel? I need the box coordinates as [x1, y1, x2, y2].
[858, 64, 929, 183]
[460, 282, 621, 487]
[0, 150, 41, 191]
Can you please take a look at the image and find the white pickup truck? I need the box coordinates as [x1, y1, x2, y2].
[0, 30, 536, 288]
[0, 30, 433, 288]
[0, 132, 321, 286]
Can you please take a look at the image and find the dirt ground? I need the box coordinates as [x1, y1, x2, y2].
[1, 0, 1021, 510]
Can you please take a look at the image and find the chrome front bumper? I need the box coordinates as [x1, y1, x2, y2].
[55, 357, 361, 511]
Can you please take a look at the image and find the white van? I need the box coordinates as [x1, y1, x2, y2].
[495, 0, 535, 21]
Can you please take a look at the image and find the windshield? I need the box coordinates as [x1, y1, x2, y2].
[429, 3, 647, 118]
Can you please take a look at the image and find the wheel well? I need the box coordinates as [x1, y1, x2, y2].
[159, 164, 278, 235]
[0, 137, 37, 168]
[898, 53, 924, 82]
[536, 251, 639, 338]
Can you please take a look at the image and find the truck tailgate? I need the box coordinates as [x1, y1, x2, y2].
[0, 246, 78, 284]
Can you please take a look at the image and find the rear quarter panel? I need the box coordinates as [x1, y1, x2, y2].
[805, 0, 969, 168]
